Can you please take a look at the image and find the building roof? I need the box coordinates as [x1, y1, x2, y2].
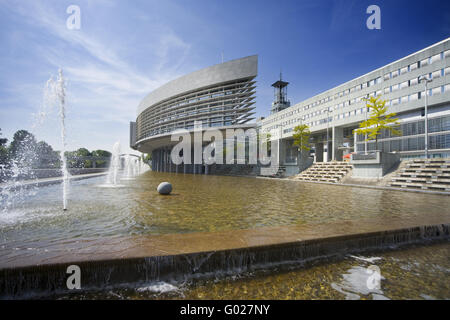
[137, 55, 258, 116]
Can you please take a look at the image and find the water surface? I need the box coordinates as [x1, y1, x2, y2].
[1, 171, 450, 249]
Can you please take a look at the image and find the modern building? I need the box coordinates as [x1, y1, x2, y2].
[130, 55, 258, 174]
[260, 38, 450, 176]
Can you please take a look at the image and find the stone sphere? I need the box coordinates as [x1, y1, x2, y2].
[157, 182, 172, 195]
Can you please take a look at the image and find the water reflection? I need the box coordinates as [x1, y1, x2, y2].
[1, 171, 449, 246]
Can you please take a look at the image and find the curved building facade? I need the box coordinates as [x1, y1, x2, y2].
[130, 55, 258, 174]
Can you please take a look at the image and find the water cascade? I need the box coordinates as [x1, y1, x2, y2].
[105, 142, 121, 186]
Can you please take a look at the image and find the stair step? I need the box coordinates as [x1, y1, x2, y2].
[390, 182, 450, 191]
[392, 177, 450, 184]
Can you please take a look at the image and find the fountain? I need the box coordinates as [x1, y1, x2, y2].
[56, 70, 69, 211]
[122, 154, 138, 180]
[103, 141, 123, 187]
[41, 69, 70, 210]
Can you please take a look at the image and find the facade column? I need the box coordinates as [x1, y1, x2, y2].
[316, 143, 324, 162]
[164, 148, 167, 172]
[332, 126, 344, 161]
[168, 148, 172, 173]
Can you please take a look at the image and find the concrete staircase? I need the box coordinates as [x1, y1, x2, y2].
[292, 161, 352, 183]
[389, 158, 450, 192]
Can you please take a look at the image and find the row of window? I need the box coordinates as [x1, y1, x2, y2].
[383, 51, 449, 81]
[356, 115, 450, 142]
[355, 134, 450, 153]
[266, 83, 450, 134]
[137, 78, 256, 139]
[262, 48, 450, 128]
[139, 120, 234, 139]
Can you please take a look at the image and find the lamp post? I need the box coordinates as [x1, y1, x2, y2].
[364, 94, 369, 155]
[326, 107, 332, 161]
[419, 75, 432, 159]
[364, 102, 368, 154]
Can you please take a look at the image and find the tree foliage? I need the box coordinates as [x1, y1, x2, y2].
[8, 130, 37, 162]
[0, 128, 8, 166]
[258, 132, 271, 154]
[292, 124, 311, 152]
[354, 96, 402, 150]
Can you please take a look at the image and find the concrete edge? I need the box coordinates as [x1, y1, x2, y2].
[1, 223, 448, 298]
[259, 176, 450, 196]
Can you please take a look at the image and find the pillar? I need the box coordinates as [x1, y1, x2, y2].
[332, 126, 344, 161]
[316, 143, 324, 162]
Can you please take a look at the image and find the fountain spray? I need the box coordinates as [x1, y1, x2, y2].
[56, 69, 69, 211]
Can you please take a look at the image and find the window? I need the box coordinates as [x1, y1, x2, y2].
[420, 58, 429, 67]
[432, 70, 441, 79]
[431, 54, 440, 64]
[445, 50, 450, 59]
[400, 81, 409, 89]
[432, 87, 440, 96]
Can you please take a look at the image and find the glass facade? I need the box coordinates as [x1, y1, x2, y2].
[136, 78, 256, 142]
[355, 114, 450, 156]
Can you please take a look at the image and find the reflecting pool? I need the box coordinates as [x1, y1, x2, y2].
[1, 171, 450, 248]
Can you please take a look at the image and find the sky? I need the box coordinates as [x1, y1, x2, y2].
[0, 0, 449, 155]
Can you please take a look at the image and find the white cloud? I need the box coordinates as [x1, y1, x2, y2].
[0, 0, 192, 154]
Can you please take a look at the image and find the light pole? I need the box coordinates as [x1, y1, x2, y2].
[326, 107, 332, 161]
[364, 102, 368, 154]
[364, 94, 369, 154]
[419, 76, 432, 159]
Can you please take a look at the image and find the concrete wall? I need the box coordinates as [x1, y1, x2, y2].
[18, 168, 107, 181]
[351, 151, 400, 178]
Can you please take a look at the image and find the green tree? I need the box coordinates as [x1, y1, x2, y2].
[36, 141, 59, 168]
[258, 132, 271, 154]
[76, 148, 92, 168]
[8, 130, 37, 165]
[0, 128, 9, 166]
[292, 124, 311, 152]
[0, 128, 7, 146]
[91, 149, 112, 168]
[354, 96, 401, 151]
[143, 153, 151, 164]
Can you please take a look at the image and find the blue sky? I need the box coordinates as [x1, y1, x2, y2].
[0, 0, 449, 154]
